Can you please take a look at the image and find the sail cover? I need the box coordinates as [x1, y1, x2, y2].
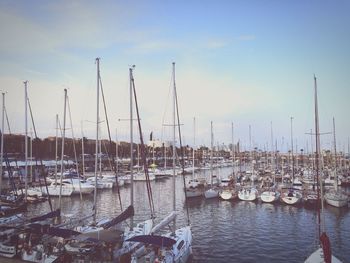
[29, 209, 60, 223]
[126, 235, 176, 247]
[320, 232, 331, 263]
[99, 205, 134, 229]
[28, 224, 80, 238]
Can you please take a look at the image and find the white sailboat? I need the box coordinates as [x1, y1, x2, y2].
[219, 122, 237, 200]
[128, 62, 192, 263]
[324, 118, 348, 208]
[261, 122, 280, 203]
[281, 117, 302, 205]
[204, 121, 219, 199]
[114, 65, 154, 258]
[186, 117, 204, 198]
[238, 125, 258, 201]
[304, 75, 342, 263]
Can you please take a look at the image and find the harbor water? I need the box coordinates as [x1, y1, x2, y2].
[24, 167, 350, 262]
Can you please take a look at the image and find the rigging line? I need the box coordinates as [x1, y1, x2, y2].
[174, 81, 190, 226]
[99, 74, 123, 211]
[66, 95, 83, 201]
[101, 139, 113, 171]
[4, 106, 11, 134]
[27, 96, 53, 212]
[131, 75, 155, 218]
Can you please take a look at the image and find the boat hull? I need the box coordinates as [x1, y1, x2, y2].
[204, 189, 219, 199]
[260, 191, 280, 203]
[238, 188, 258, 201]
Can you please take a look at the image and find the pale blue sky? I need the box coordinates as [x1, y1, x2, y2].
[1, 0, 349, 152]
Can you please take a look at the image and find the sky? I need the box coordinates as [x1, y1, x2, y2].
[1, 0, 349, 153]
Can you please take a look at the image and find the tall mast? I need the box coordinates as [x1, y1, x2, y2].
[314, 75, 324, 236]
[0, 92, 5, 195]
[231, 122, 235, 176]
[81, 121, 85, 178]
[270, 121, 275, 183]
[192, 117, 195, 179]
[55, 114, 59, 184]
[332, 117, 338, 190]
[129, 66, 134, 229]
[115, 128, 118, 177]
[210, 121, 213, 186]
[58, 88, 67, 209]
[172, 62, 176, 233]
[24, 81, 28, 201]
[93, 58, 100, 223]
[290, 117, 294, 183]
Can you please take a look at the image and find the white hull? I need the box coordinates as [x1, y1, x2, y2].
[87, 177, 114, 189]
[219, 189, 235, 200]
[115, 219, 153, 258]
[61, 179, 95, 194]
[204, 188, 219, 199]
[131, 226, 192, 263]
[260, 191, 280, 203]
[238, 188, 258, 201]
[0, 243, 16, 258]
[305, 247, 342, 263]
[185, 188, 202, 198]
[281, 191, 302, 205]
[42, 186, 73, 197]
[133, 173, 156, 181]
[324, 191, 348, 208]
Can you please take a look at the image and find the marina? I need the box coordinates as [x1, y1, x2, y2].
[1, 1, 350, 262]
[1, 165, 350, 262]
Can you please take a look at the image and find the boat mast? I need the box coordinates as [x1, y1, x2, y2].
[129, 65, 135, 229]
[24, 81, 28, 202]
[172, 62, 176, 233]
[210, 121, 213, 186]
[0, 92, 5, 196]
[59, 88, 67, 209]
[115, 128, 118, 178]
[249, 124, 253, 184]
[232, 122, 235, 177]
[55, 114, 59, 184]
[290, 117, 294, 184]
[270, 121, 275, 183]
[332, 117, 338, 191]
[314, 75, 324, 237]
[81, 121, 85, 178]
[192, 117, 195, 180]
[93, 58, 100, 223]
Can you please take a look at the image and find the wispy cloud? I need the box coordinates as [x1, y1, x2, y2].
[237, 35, 256, 41]
[205, 40, 229, 49]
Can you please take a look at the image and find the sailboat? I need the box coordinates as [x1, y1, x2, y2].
[324, 118, 348, 208]
[186, 117, 204, 198]
[304, 76, 342, 263]
[204, 121, 219, 199]
[238, 125, 258, 201]
[261, 122, 280, 203]
[114, 65, 155, 259]
[281, 117, 302, 205]
[219, 122, 237, 200]
[127, 62, 192, 263]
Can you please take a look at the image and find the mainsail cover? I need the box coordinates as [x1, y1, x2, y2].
[320, 232, 331, 263]
[29, 209, 60, 223]
[28, 224, 80, 238]
[99, 205, 134, 229]
[126, 235, 176, 247]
